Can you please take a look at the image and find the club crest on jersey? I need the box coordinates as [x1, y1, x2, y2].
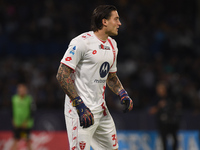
[79, 141, 86, 150]
[100, 62, 110, 78]
[99, 44, 110, 50]
[70, 46, 76, 55]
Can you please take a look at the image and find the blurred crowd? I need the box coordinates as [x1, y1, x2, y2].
[0, 0, 200, 112]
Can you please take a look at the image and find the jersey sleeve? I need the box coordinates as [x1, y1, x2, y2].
[109, 39, 118, 73]
[61, 38, 86, 70]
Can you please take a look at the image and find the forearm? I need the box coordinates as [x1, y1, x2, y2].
[56, 63, 79, 100]
[106, 73, 124, 95]
[57, 64, 94, 127]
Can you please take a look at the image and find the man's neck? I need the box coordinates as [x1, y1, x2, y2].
[94, 30, 108, 41]
[19, 94, 25, 99]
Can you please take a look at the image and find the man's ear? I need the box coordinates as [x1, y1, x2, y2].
[102, 19, 108, 27]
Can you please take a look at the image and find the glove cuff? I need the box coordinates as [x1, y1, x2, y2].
[118, 89, 128, 99]
[72, 96, 83, 107]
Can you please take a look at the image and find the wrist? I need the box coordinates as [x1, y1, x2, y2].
[72, 96, 83, 107]
[118, 89, 128, 99]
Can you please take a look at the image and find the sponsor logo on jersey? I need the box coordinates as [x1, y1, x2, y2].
[99, 44, 110, 50]
[70, 46, 76, 55]
[99, 62, 110, 78]
[65, 57, 72, 61]
[94, 79, 106, 83]
[92, 50, 97, 55]
[79, 141, 86, 150]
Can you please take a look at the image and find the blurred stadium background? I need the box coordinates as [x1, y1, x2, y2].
[0, 0, 200, 149]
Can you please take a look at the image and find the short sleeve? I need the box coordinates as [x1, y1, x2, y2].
[61, 38, 86, 70]
[109, 39, 118, 73]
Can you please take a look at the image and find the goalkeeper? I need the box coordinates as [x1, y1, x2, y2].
[56, 5, 133, 150]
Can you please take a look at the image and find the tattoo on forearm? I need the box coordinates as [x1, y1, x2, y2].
[106, 73, 123, 95]
[56, 64, 78, 99]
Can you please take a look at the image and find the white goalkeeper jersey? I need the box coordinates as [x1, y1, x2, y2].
[60, 31, 118, 118]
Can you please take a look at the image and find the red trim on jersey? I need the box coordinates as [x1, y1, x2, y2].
[60, 62, 75, 71]
[108, 39, 114, 50]
[107, 39, 116, 69]
[95, 36, 106, 43]
[101, 102, 107, 116]
[100, 40, 106, 43]
[70, 118, 79, 149]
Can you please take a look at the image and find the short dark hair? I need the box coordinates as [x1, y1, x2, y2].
[91, 5, 117, 32]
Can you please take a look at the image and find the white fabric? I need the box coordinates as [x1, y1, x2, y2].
[60, 31, 118, 117]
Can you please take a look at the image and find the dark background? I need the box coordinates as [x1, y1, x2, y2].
[0, 0, 200, 131]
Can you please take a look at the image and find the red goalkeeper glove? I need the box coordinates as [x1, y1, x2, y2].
[119, 89, 133, 113]
[72, 96, 94, 128]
